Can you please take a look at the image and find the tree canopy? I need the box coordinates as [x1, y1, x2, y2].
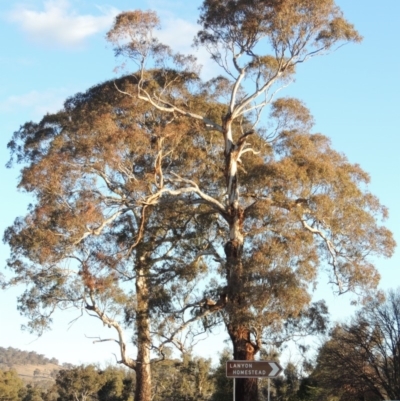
[105, 2, 393, 399]
[0, 370, 25, 401]
[3, 1, 396, 401]
[4, 74, 226, 401]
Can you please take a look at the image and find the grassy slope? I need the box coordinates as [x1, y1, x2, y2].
[0, 362, 62, 386]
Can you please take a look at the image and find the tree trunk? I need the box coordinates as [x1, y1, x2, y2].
[225, 234, 259, 401]
[229, 326, 259, 401]
[135, 266, 152, 401]
[223, 120, 259, 401]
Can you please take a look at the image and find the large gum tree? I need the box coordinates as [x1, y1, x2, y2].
[105, 1, 395, 400]
[3, 2, 396, 401]
[4, 75, 226, 401]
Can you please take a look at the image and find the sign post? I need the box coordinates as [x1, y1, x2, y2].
[226, 360, 283, 378]
[226, 360, 282, 401]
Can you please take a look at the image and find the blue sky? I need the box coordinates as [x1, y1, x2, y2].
[0, 0, 399, 366]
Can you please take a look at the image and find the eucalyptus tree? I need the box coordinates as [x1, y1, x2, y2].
[55, 365, 105, 401]
[151, 354, 215, 401]
[4, 75, 224, 401]
[106, 1, 395, 400]
[55, 365, 135, 401]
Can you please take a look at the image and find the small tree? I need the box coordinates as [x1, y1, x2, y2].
[270, 363, 300, 401]
[56, 365, 104, 401]
[211, 349, 233, 401]
[312, 289, 400, 401]
[151, 354, 214, 401]
[0, 369, 25, 401]
[23, 385, 45, 401]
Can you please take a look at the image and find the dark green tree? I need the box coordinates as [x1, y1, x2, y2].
[56, 365, 104, 401]
[295, 376, 319, 401]
[52, 365, 134, 401]
[211, 349, 233, 401]
[269, 363, 300, 401]
[97, 366, 134, 401]
[22, 385, 44, 401]
[152, 354, 214, 401]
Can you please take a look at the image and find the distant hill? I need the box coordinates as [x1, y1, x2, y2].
[0, 347, 74, 387]
[0, 346, 59, 366]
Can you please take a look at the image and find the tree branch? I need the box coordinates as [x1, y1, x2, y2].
[114, 82, 224, 133]
[84, 299, 136, 370]
[73, 210, 123, 245]
[300, 218, 344, 293]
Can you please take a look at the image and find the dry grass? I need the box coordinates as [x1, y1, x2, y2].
[0, 362, 61, 386]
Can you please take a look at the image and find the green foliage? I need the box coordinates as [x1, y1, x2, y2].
[268, 363, 300, 401]
[97, 367, 135, 401]
[54, 365, 134, 401]
[152, 354, 214, 401]
[0, 369, 25, 401]
[56, 365, 104, 401]
[45, 358, 218, 401]
[210, 349, 232, 401]
[22, 385, 44, 401]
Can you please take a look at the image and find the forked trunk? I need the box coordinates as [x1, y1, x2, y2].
[135, 267, 152, 401]
[224, 122, 259, 401]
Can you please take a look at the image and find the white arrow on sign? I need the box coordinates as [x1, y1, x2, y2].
[269, 362, 281, 377]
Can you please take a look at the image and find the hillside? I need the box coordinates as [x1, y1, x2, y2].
[0, 346, 60, 366]
[0, 347, 72, 387]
